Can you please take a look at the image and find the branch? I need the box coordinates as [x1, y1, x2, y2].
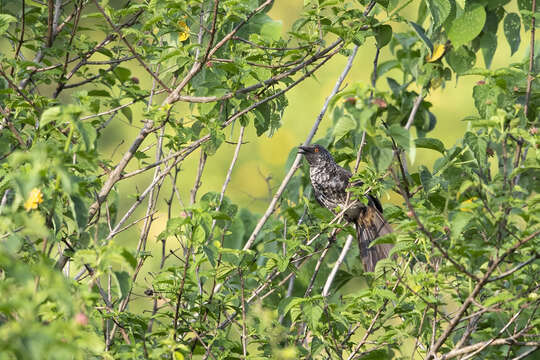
[404, 91, 424, 130]
[190, 150, 208, 205]
[322, 234, 354, 297]
[170, 39, 341, 104]
[426, 229, 540, 359]
[209, 126, 246, 240]
[166, 0, 274, 104]
[304, 242, 334, 297]
[392, 169, 479, 282]
[440, 331, 536, 359]
[524, 0, 536, 117]
[92, 0, 171, 92]
[243, 44, 358, 251]
[88, 120, 155, 221]
[46, 0, 54, 47]
[239, 270, 248, 359]
[487, 253, 539, 282]
[12, 0, 25, 67]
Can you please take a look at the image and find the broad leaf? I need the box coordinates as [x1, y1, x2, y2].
[503, 13, 521, 55]
[447, 4, 486, 48]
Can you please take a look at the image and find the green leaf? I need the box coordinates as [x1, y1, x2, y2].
[40, 106, 62, 127]
[450, 211, 474, 237]
[374, 25, 392, 49]
[427, 0, 451, 28]
[121, 106, 133, 123]
[121, 249, 137, 269]
[192, 226, 206, 243]
[447, 4, 486, 48]
[253, 102, 271, 136]
[333, 116, 356, 142]
[409, 21, 433, 53]
[370, 146, 393, 173]
[278, 297, 307, 318]
[260, 19, 282, 41]
[387, 124, 410, 150]
[0, 14, 16, 36]
[114, 271, 131, 301]
[113, 67, 131, 82]
[446, 46, 476, 74]
[75, 122, 97, 151]
[69, 195, 88, 230]
[487, 0, 511, 9]
[305, 303, 323, 330]
[503, 13, 521, 55]
[377, 60, 400, 79]
[480, 31, 497, 69]
[374, 288, 397, 302]
[88, 90, 110, 97]
[415, 137, 445, 153]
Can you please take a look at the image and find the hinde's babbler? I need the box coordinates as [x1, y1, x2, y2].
[298, 144, 393, 272]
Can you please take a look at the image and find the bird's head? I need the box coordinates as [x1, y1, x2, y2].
[298, 144, 334, 167]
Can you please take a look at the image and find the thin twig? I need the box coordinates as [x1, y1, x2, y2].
[240, 270, 248, 359]
[13, 0, 25, 67]
[322, 234, 354, 297]
[523, 0, 536, 117]
[209, 126, 245, 240]
[405, 91, 424, 130]
[190, 150, 208, 205]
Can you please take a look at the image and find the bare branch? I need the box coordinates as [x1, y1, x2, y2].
[190, 150, 208, 205]
[404, 91, 424, 130]
[524, 0, 536, 117]
[322, 234, 354, 297]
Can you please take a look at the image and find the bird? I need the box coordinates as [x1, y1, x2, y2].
[298, 144, 393, 272]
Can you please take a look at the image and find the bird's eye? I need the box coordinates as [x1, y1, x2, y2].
[314, 147, 319, 153]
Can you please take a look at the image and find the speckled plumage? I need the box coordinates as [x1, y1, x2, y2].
[298, 144, 393, 272]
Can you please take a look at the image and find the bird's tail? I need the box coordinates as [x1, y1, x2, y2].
[356, 205, 394, 272]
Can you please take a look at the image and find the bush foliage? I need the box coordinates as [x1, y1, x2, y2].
[0, 0, 538, 359]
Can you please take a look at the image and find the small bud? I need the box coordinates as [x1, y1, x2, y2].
[75, 312, 88, 326]
[406, 210, 414, 218]
[530, 127, 538, 135]
[144, 289, 154, 296]
[476, 80, 486, 85]
[206, 61, 213, 67]
[344, 97, 356, 105]
[372, 98, 387, 108]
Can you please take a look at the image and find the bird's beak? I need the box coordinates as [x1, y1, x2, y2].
[298, 146, 310, 154]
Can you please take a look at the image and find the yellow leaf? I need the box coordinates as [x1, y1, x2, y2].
[24, 188, 43, 211]
[459, 197, 478, 213]
[178, 21, 190, 42]
[426, 43, 447, 62]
